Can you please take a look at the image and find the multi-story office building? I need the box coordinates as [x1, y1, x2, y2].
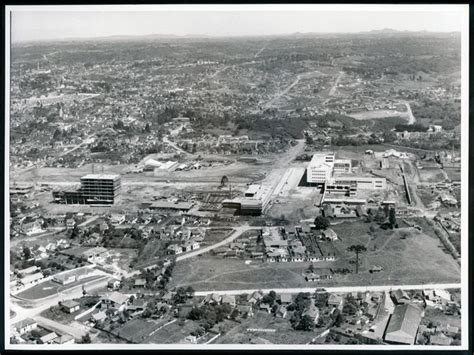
[80, 174, 121, 204]
[52, 174, 121, 205]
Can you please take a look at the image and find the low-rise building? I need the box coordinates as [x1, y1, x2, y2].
[61, 300, 80, 313]
[14, 318, 37, 335]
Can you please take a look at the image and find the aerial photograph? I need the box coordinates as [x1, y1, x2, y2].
[4, 4, 469, 350]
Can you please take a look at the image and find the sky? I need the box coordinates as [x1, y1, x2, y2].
[9, 5, 467, 43]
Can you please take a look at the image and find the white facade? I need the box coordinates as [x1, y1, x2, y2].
[307, 153, 335, 184]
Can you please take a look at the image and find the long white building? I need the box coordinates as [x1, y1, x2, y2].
[306, 153, 386, 195]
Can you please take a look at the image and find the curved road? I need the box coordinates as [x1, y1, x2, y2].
[176, 225, 261, 262]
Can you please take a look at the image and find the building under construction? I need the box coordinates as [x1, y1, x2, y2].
[52, 174, 121, 205]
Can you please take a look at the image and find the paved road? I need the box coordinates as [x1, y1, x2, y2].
[262, 71, 322, 109]
[403, 101, 416, 124]
[10, 276, 110, 325]
[176, 225, 261, 262]
[328, 71, 344, 96]
[163, 136, 193, 156]
[35, 315, 87, 339]
[193, 282, 461, 296]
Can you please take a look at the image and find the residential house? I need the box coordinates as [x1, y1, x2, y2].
[101, 291, 131, 310]
[203, 293, 222, 305]
[110, 213, 126, 225]
[391, 289, 411, 304]
[66, 218, 76, 230]
[39, 332, 58, 344]
[17, 265, 40, 277]
[279, 294, 292, 305]
[259, 303, 271, 313]
[440, 324, 459, 338]
[221, 295, 236, 307]
[423, 289, 451, 305]
[20, 272, 44, 286]
[321, 228, 338, 241]
[167, 244, 183, 255]
[247, 290, 264, 305]
[53, 334, 75, 344]
[236, 304, 254, 318]
[61, 300, 80, 313]
[328, 294, 344, 310]
[134, 279, 146, 289]
[430, 334, 452, 346]
[91, 310, 107, 323]
[14, 318, 37, 335]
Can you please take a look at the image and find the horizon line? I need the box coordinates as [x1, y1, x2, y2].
[12, 28, 461, 45]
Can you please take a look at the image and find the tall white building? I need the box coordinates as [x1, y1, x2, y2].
[306, 153, 335, 184]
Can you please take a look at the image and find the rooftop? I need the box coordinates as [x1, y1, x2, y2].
[81, 174, 121, 180]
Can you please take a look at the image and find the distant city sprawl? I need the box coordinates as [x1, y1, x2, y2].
[7, 9, 464, 349]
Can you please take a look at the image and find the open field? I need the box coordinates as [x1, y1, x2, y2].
[418, 168, 447, 183]
[142, 318, 200, 344]
[170, 219, 459, 291]
[348, 110, 408, 121]
[111, 317, 177, 343]
[16, 275, 104, 300]
[215, 311, 321, 344]
[169, 256, 316, 291]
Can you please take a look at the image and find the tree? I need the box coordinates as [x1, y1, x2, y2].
[220, 175, 229, 187]
[80, 334, 91, 344]
[314, 216, 330, 230]
[297, 314, 315, 331]
[347, 244, 367, 274]
[22, 246, 31, 260]
[389, 208, 397, 228]
[185, 286, 195, 298]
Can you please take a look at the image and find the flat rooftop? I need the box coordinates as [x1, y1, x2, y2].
[81, 174, 121, 180]
[149, 201, 193, 210]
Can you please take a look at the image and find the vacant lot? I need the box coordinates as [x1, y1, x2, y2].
[215, 311, 321, 344]
[143, 318, 200, 344]
[170, 219, 460, 291]
[418, 168, 446, 183]
[169, 256, 320, 291]
[111, 317, 174, 343]
[16, 275, 104, 300]
[332, 220, 460, 286]
[444, 167, 461, 182]
[348, 110, 408, 120]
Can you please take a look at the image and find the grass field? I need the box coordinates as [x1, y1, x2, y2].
[215, 311, 321, 344]
[170, 219, 460, 291]
[143, 319, 200, 344]
[112, 317, 174, 343]
[169, 256, 318, 291]
[16, 275, 104, 300]
[418, 168, 447, 183]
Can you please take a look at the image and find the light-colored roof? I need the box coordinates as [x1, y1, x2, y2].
[53, 334, 74, 344]
[21, 272, 44, 283]
[40, 332, 58, 343]
[81, 174, 120, 180]
[14, 318, 37, 330]
[62, 300, 80, 308]
[103, 291, 130, 305]
[245, 185, 261, 195]
[385, 304, 423, 345]
[150, 201, 193, 210]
